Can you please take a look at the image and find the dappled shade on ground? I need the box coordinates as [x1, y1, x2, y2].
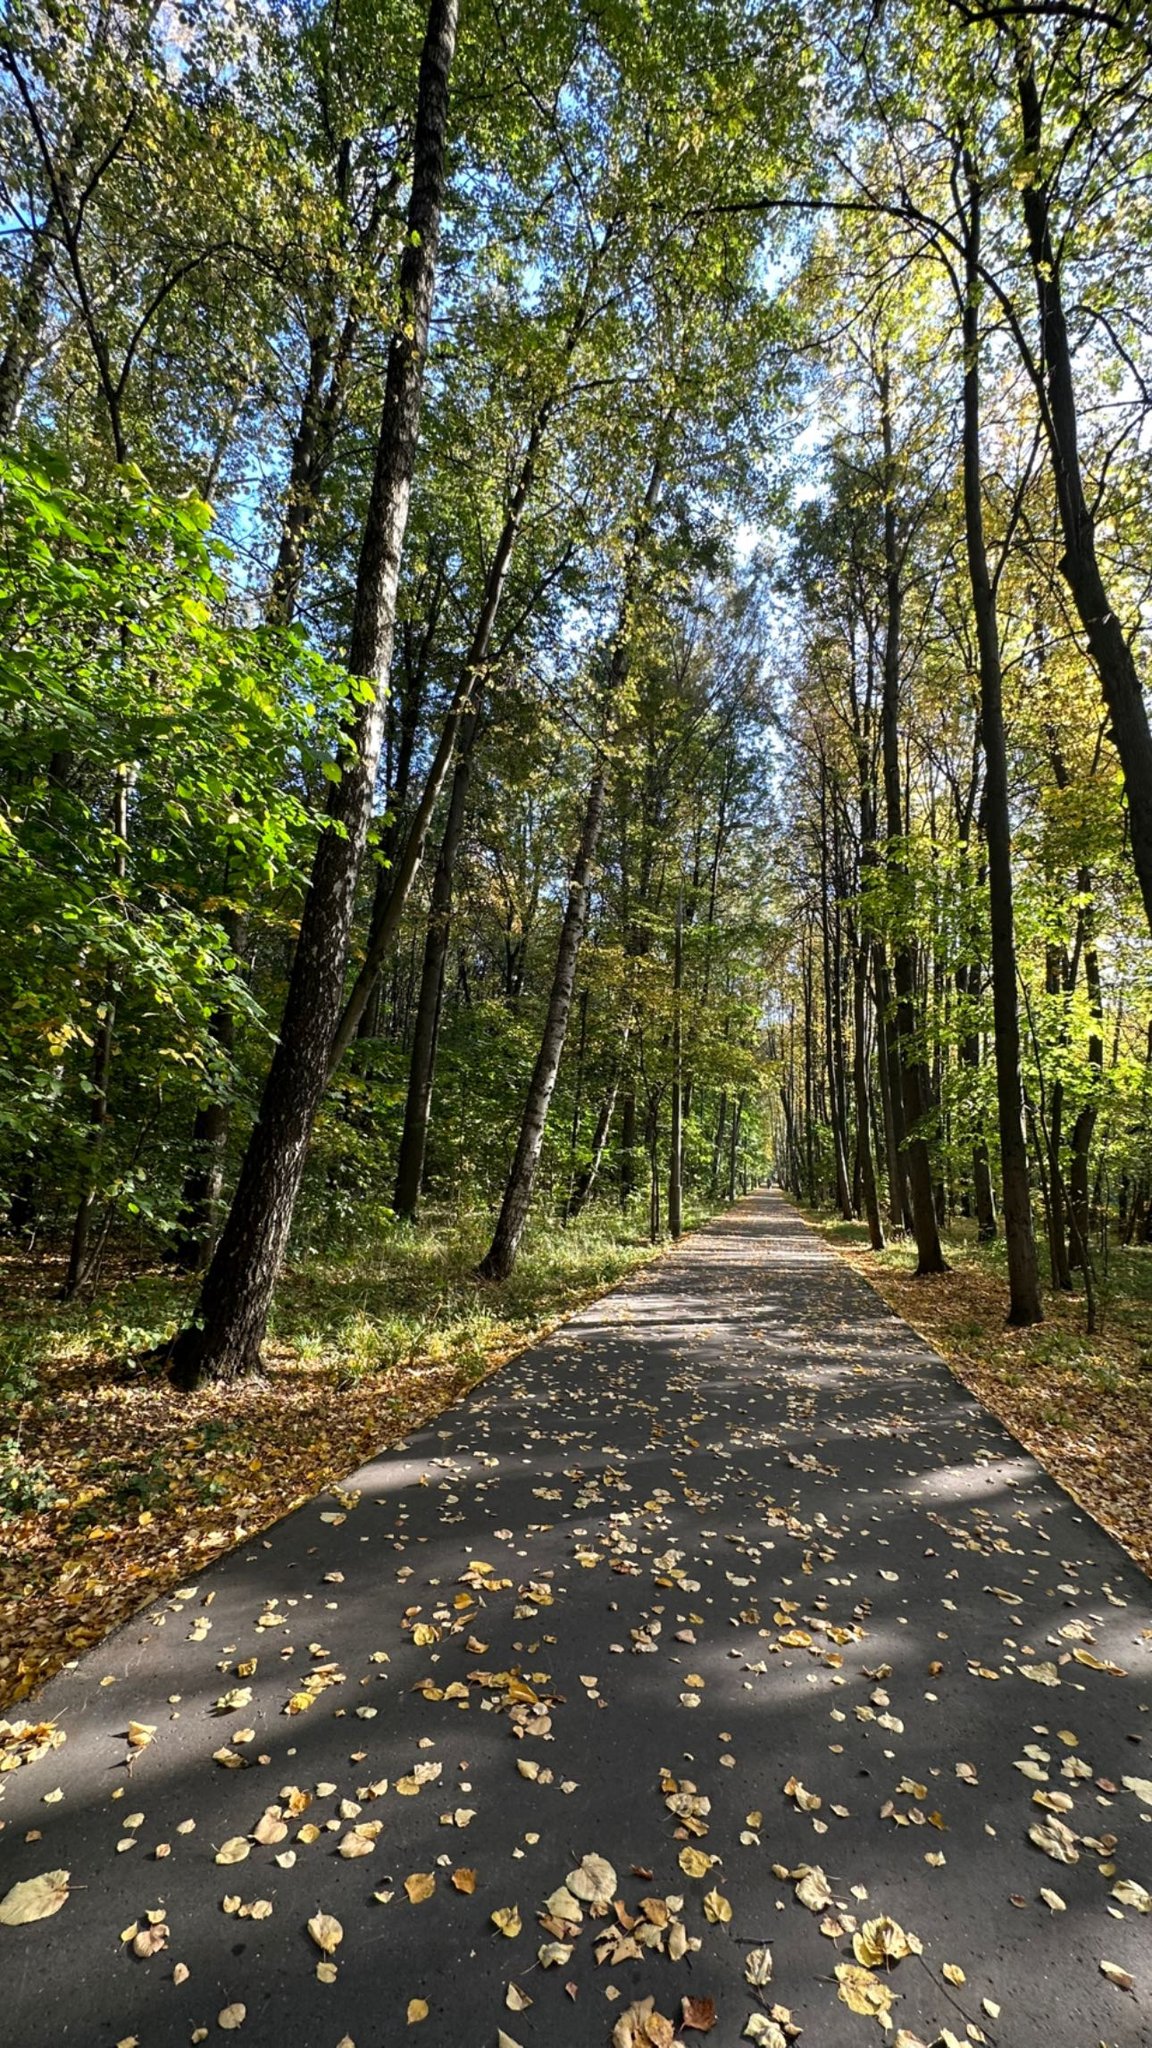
[1, 1194, 1149, 2045]
[0, 1211, 666, 1706]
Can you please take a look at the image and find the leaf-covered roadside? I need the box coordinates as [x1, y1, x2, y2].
[0, 1207, 677, 1708]
[812, 1215, 1152, 1576]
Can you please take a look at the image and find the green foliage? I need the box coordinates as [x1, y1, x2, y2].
[0, 449, 347, 1230]
[0, 1435, 59, 1519]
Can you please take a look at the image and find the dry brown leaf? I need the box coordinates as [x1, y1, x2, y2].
[612, 1998, 677, 2048]
[566, 1853, 616, 1906]
[491, 1906, 521, 1937]
[214, 1838, 251, 1867]
[743, 2020, 787, 2048]
[131, 1923, 169, 1958]
[1073, 1650, 1125, 1675]
[854, 1916, 922, 1967]
[1100, 1960, 1135, 1993]
[783, 1776, 821, 1812]
[0, 1870, 70, 1926]
[217, 2006, 246, 2031]
[451, 1868, 477, 1894]
[681, 1994, 717, 2032]
[538, 1941, 574, 1967]
[835, 1962, 894, 2021]
[1018, 1662, 1060, 1686]
[794, 1866, 833, 1912]
[1029, 1818, 1080, 1865]
[406, 1998, 429, 2024]
[338, 1823, 381, 1859]
[307, 1911, 343, 1955]
[543, 1883, 584, 1923]
[404, 1873, 435, 1904]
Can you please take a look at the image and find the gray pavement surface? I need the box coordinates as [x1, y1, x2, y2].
[1, 1192, 1150, 2048]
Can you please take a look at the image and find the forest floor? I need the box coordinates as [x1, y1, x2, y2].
[809, 1211, 1152, 1578]
[0, 1204, 688, 1710]
[1, 1190, 1148, 2048]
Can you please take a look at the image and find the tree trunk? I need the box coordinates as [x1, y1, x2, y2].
[170, 0, 458, 1385]
[872, 943, 907, 1228]
[647, 1091, 662, 1243]
[668, 886, 683, 1239]
[172, 282, 377, 1253]
[852, 933, 884, 1249]
[802, 943, 817, 1204]
[329, 661, 475, 1070]
[64, 762, 133, 1299]
[268, 282, 370, 626]
[1047, 1079, 1074, 1292]
[960, 157, 1041, 1324]
[879, 368, 946, 1275]
[620, 1085, 638, 1206]
[1015, 46, 1152, 939]
[711, 1090, 728, 1199]
[479, 766, 606, 1280]
[1068, 902, 1103, 1271]
[391, 714, 477, 1219]
[727, 1091, 744, 1202]
[0, 196, 58, 436]
[566, 1045, 626, 1221]
[339, 233, 607, 1056]
[477, 443, 664, 1279]
[818, 770, 853, 1218]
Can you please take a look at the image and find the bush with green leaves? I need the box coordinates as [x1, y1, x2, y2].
[0, 450, 350, 1240]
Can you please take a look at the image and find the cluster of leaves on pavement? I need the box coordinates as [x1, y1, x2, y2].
[1, 1203, 1149, 2045]
[0, 1207, 672, 1706]
[816, 1215, 1152, 1577]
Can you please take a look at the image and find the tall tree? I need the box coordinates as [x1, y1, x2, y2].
[169, 0, 458, 1384]
[956, 147, 1041, 1323]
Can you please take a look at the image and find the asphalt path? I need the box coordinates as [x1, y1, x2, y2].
[1, 1192, 1149, 2048]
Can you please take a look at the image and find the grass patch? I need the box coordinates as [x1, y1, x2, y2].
[0, 1200, 704, 1706]
[804, 1207, 1152, 1577]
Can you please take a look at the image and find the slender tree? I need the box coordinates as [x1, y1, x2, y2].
[957, 149, 1041, 1323]
[169, 0, 458, 1383]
